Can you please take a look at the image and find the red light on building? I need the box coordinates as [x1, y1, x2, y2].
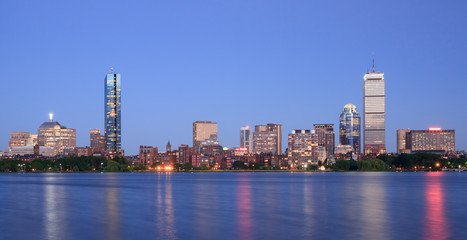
[429, 127, 441, 132]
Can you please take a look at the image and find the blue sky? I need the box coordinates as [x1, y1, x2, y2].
[1, 0, 466, 155]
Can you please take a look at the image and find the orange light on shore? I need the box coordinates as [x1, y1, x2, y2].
[436, 163, 440, 167]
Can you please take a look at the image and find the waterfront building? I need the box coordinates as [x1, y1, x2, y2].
[397, 128, 455, 153]
[178, 144, 191, 164]
[396, 129, 412, 153]
[363, 62, 386, 155]
[335, 144, 355, 160]
[139, 146, 158, 166]
[90, 129, 106, 151]
[339, 103, 361, 154]
[9, 131, 37, 147]
[288, 129, 315, 167]
[314, 124, 335, 158]
[37, 113, 76, 156]
[2, 146, 54, 157]
[199, 138, 223, 156]
[193, 121, 218, 153]
[105, 70, 122, 154]
[253, 123, 282, 155]
[240, 125, 252, 152]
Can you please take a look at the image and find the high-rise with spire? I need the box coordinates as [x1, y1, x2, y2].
[105, 69, 121, 154]
[363, 58, 386, 155]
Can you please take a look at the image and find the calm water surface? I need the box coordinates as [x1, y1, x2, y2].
[0, 172, 466, 240]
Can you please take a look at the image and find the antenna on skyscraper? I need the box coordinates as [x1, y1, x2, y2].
[372, 53, 375, 72]
[110, 67, 114, 74]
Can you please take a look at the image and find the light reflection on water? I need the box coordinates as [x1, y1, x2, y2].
[0, 172, 466, 240]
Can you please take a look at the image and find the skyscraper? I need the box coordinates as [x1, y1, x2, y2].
[193, 121, 218, 153]
[105, 70, 121, 154]
[253, 123, 282, 155]
[240, 125, 252, 152]
[363, 61, 386, 155]
[314, 124, 335, 159]
[339, 103, 361, 154]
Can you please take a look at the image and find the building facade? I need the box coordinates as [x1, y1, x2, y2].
[240, 125, 252, 153]
[363, 65, 386, 155]
[397, 128, 455, 153]
[37, 114, 76, 156]
[105, 71, 122, 154]
[193, 121, 218, 153]
[253, 123, 282, 155]
[339, 103, 361, 154]
[287, 129, 315, 167]
[314, 124, 335, 158]
[139, 146, 158, 166]
[90, 129, 106, 151]
[9, 131, 37, 147]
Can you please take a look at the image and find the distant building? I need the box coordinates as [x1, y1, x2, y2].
[288, 129, 315, 167]
[139, 146, 158, 166]
[335, 144, 355, 160]
[314, 124, 335, 158]
[397, 128, 455, 153]
[363, 62, 386, 155]
[37, 113, 76, 156]
[339, 103, 361, 154]
[253, 123, 282, 155]
[193, 121, 218, 153]
[90, 129, 106, 151]
[105, 70, 122, 154]
[166, 141, 172, 152]
[3, 146, 54, 157]
[9, 131, 37, 147]
[178, 144, 191, 165]
[396, 129, 412, 153]
[240, 125, 252, 153]
[199, 138, 222, 156]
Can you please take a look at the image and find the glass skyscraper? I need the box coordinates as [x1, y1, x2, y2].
[105, 71, 121, 153]
[339, 103, 361, 154]
[363, 65, 386, 154]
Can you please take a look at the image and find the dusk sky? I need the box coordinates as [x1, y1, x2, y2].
[1, 0, 466, 155]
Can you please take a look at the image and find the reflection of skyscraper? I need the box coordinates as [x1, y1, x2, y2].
[105, 70, 121, 153]
[193, 121, 218, 153]
[339, 103, 361, 154]
[240, 126, 252, 152]
[363, 61, 386, 155]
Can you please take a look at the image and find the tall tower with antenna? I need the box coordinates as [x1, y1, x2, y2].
[363, 56, 386, 155]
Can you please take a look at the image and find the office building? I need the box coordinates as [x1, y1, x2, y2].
[363, 62, 386, 154]
[37, 113, 76, 156]
[90, 129, 106, 151]
[339, 103, 361, 154]
[314, 124, 335, 158]
[193, 121, 218, 153]
[253, 123, 282, 155]
[105, 70, 122, 154]
[288, 129, 315, 167]
[139, 146, 158, 166]
[9, 131, 37, 147]
[240, 125, 252, 152]
[397, 128, 455, 153]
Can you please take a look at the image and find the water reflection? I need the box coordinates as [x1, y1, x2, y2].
[105, 174, 120, 240]
[236, 175, 252, 240]
[424, 172, 449, 240]
[44, 176, 65, 240]
[156, 173, 176, 239]
[360, 174, 389, 240]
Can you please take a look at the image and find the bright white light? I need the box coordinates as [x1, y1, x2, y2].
[49, 113, 53, 121]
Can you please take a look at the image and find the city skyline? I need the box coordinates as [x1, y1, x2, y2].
[1, 1, 466, 155]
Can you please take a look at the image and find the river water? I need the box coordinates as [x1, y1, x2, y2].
[0, 172, 466, 240]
